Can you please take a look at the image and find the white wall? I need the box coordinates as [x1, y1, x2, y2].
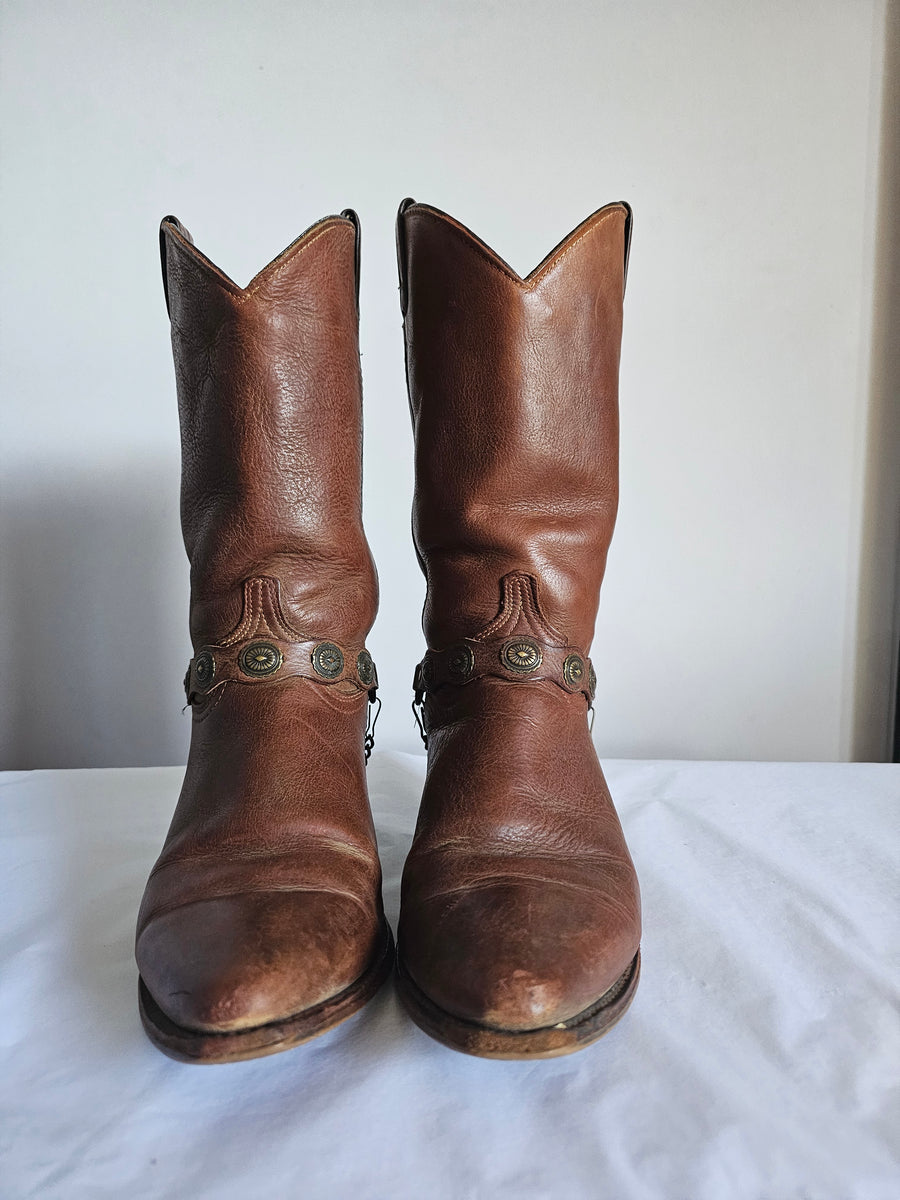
[1, 1, 895, 768]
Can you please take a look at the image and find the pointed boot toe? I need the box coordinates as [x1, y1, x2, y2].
[138, 890, 387, 1036]
[400, 879, 639, 1036]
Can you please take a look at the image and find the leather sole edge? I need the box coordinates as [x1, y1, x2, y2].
[395, 948, 640, 1060]
[138, 923, 395, 1064]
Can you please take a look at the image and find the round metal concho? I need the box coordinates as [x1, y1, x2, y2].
[311, 641, 345, 679]
[238, 641, 283, 678]
[420, 655, 436, 688]
[563, 653, 586, 690]
[193, 650, 215, 691]
[501, 637, 543, 674]
[357, 649, 375, 687]
[448, 644, 475, 681]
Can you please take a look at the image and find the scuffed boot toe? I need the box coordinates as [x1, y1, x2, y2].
[399, 879, 640, 1034]
[138, 890, 385, 1035]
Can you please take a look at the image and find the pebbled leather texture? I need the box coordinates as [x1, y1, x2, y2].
[396, 200, 642, 1035]
[136, 213, 385, 1039]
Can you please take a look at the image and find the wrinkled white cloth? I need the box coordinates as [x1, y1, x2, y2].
[1, 757, 897, 1199]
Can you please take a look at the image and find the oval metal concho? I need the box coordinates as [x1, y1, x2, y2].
[501, 637, 543, 674]
[311, 641, 344, 679]
[357, 649, 375, 687]
[420, 655, 436, 688]
[563, 653, 586, 690]
[193, 650, 215, 690]
[448, 644, 475, 681]
[238, 641, 283, 678]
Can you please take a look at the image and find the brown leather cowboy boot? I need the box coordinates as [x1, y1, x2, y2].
[136, 211, 392, 1063]
[395, 199, 641, 1058]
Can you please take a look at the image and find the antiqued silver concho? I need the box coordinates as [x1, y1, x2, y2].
[193, 650, 215, 690]
[238, 641, 283, 677]
[563, 653, 586, 690]
[356, 649, 376, 687]
[447, 644, 475, 680]
[501, 637, 542, 674]
[311, 641, 345, 679]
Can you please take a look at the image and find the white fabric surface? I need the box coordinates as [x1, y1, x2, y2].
[1, 757, 898, 1199]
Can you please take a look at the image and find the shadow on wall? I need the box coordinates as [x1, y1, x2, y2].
[0, 462, 191, 770]
[853, 1, 900, 762]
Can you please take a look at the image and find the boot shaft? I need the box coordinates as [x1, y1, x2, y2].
[161, 213, 377, 648]
[397, 201, 631, 651]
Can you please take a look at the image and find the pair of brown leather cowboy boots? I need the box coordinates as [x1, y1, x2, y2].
[135, 199, 642, 1063]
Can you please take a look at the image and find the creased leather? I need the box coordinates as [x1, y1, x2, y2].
[397, 200, 642, 1033]
[136, 213, 384, 1036]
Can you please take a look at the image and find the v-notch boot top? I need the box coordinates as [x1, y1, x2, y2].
[136, 211, 392, 1064]
[395, 199, 642, 1059]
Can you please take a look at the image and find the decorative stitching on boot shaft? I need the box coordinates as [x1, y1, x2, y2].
[471, 572, 566, 645]
[184, 575, 376, 706]
[217, 576, 305, 646]
[413, 571, 593, 703]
